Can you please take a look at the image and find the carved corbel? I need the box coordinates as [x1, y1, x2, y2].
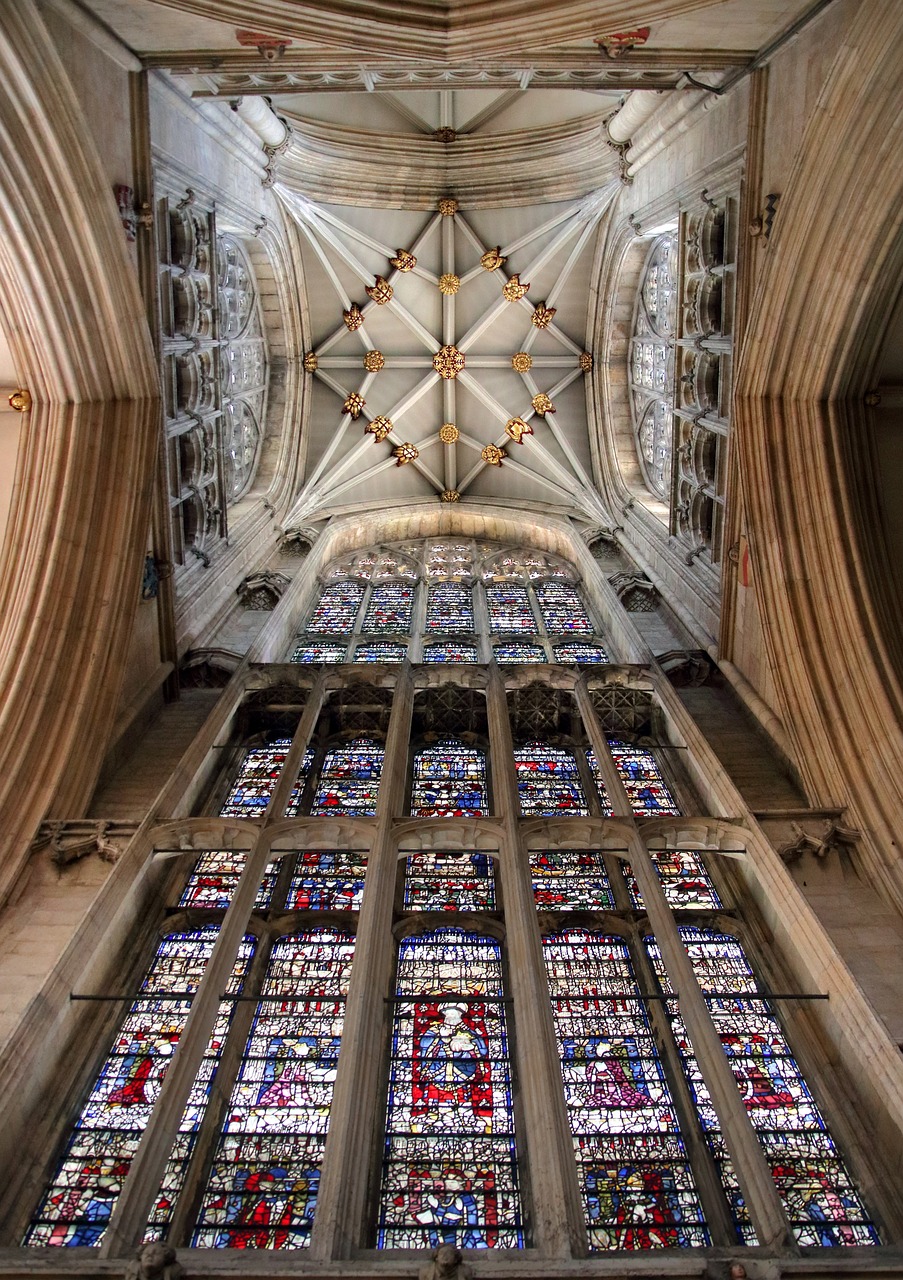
[778, 819, 860, 864]
[280, 525, 319, 555]
[237, 570, 292, 610]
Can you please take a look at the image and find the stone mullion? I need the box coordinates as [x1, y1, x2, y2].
[473, 577, 493, 662]
[524, 580, 550, 659]
[486, 667, 586, 1257]
[309, 667, 414, 1259]
[572, 676, 631, 819]
[409, 574, 428, 661]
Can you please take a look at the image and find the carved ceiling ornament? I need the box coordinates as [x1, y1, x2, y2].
[367, 415, 393, 441]
[594, 26, 651, 57]
[363, 350, 385, 372]
[434, 127, 457, 143]
[503, 273, 530, 301]
[511, 352, 532, 373]
[303, 351, 319, 372]
[532, 302, 557, 328]
[481, 247, 507, 271]
[440, 489, 461, 502]
[343, 303, 364, 331]
[343, 392, 366, 419]
[366, 275, 394, 305]
[505, 417, 533, 444]
[579, 351, 593, 371]
[439, 273, 461, 296]
[394, 442, 420, 465]
[433, 344, 465, 379]
[481, 443, 506, 466]
[531, 392, 555, 415]
[438, 197, 459, 215]
[439, 423, 459, 443]
[390, 248, 417, 271]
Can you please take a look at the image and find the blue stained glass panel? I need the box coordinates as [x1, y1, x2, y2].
[285, 850, 367, 911]
[426, 583, 474, 632]
[193, 929, 355, 1248]
[403, 852, 496, 911]
[26, 929, 254, 1247]
[311, 738, 384, 816]
[494, 643, 546, 664]
[514, 744, 589, 817]
[530, 850, 615, 911]
[377, 929, 523, 1249]
[307, 583, 364, 633]
[536, 582, 593, 633]
[486, 585, 537, 634]
[411, 740, 487, 818]
[553, 642, 610, 664]
[290, 641, 346, 664]
[352, 642, 406, 663]
[543, 929, 708, 1248]
[362, 584, 414, 633]
[220, 740, 291, 817]
[606, 740, 681, 815]
[423, 641, 478, 664]
[626, 851, 722, 911]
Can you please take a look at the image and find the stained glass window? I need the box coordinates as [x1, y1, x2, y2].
[362, 583, 414, 633]
[377, 928, 523, 1248]
[290, 641, 346, 664]
[307, 583, 365, 633]
[494, 643, 546, 664]
[605, 740, 681, 815]
[284, 749, 315, 819]
[403, 852, 496, 912]
[553, 642, 610, 664]
[193, 929, 355, 1248]
[486, 585, 537, 634]
[422, 641, 478, 664]
[626, 851, 722, 911]
[543, 929, 708, 1248]
[535, 583, 593, 634]
[410, 741, 488, 818]
[514, 744, 589, 817]
[530, 850, 615, 911]
[26, 928, 254, 1246]
[220, 740, 291, 817]
[651, 928, 878, 1246]
[178, 850, 277, 912]
[630, 235, 677, 501]
[352, 642, 407, 663]
[285, 850, 367, 911]
[426, 582, 474, 632]
[310, 738, 384, 817]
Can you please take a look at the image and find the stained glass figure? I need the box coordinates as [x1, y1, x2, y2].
[606, 740, 681, 815]
[493, 643, 546, 664]
[290, 641, 346, 664]
[486, 585, 537, 634]
[377, 928, 523, 1248]
[626, 851, 722, 911]
[352, 642, 407, 663]
[220, 740, 291, 818]
[178, 850, 277, 912]
[284, 749, 315, 819]
[410, 741, 487, 818]
[422, 642, 478, 664]
[403, 852, 496, 911]
[653, 928, 878, 1246]
[26, 928, 254, 1246]
[307, 583, 365, 633]
[193, 929, 356, 1248]
[553, 642, 610, 664]
[514, 744, 589, 817]
[310, 738, 384, 817]
[530, 850, 615, 911]
[426, 583, 474, 632]
[362, 583, 414, 633]
[544, 929, 708, 1248]
[535, 582, 593, 634]
[426, 544, 473, 578]
[285, 850, 367, 911]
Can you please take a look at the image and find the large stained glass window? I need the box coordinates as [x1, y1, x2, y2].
[486, 585, 537, 634]
[535, 582, 593, 634]
[410, 741, 488, 818]
[178, 850, 277, 912]
[362, 584, 414, 633]
[553, 642, 610, 664]
[290, 641, 346, 664]
[651, 928, 878, 1246]
[604, 740, 681, 816]
[494, 643, 546, 664]
[220, 740, 291, 817]
[307, 583, 365, 633]
[285, 850, 368, 911]
[426, 583, 474, 632]
[193, 929, 356, 1248]
[352, 642, 407, 663]
[543, 929, 708, 1248]
[26, 928, 255, 1246]
[626, 850, 722, 911]
[311, 738, 384, 817]
[403, 852, 496, 912]
[530, 850, 615, 911]
[283, 749, 315, 819]
[514, 744, 589, 817]
[423, 641, 478, 664]
[377, 928, 523, 1248]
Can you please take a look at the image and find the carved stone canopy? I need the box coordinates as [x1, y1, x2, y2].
[237, 570, 291, 610]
